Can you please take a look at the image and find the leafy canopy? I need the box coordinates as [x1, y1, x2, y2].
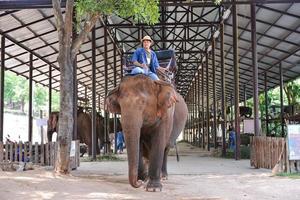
[75, 0, 160, 26]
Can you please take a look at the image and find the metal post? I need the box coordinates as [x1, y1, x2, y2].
[233, 0, 241, 160]
[0, 36, 5, 142]
[220, 22, 227, 156]
[201, 56, 205, 149]
[104, 20, 109, 154]
[197, 71, 201, 147]
[193, 82, 198, 144]
[264, 72, 269, 136]
[279, 62, 285, 137]
[48, 65, 52, 115]
[91, 27, 97, 160]
[40, 110, 44, 144]
[28, 53, 33, 142]
[212, 36, 217, 149]
[206, 51, 210, 151]
[113, 42, 118, 154]
[244, 85, 247, 107]
[251, 2, 260, 136]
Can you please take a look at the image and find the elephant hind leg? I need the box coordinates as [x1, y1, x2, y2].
[138, 157, 149, 181]
[161, 147, 170, 180]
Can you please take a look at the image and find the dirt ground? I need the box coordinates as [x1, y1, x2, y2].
[0, 142, 299, 200]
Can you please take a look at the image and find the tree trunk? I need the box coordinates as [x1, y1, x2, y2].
[54, 50, 75, 174]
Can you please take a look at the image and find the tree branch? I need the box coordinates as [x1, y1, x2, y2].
[71, 13, 99, 59]
[64, 0, 74, 55]
[52, 0, 64, 44]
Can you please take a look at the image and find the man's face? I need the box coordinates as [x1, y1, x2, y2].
[143, 40, 151, 49]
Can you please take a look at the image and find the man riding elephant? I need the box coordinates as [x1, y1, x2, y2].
[105, 74, 188, 191]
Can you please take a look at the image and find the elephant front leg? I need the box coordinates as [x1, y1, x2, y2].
[146, 132, 165, 192]
[138, 143, 148, 181]
[161, 147, 170, 180]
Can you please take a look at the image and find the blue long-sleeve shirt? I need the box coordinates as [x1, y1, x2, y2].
[131, 48, 160, 74]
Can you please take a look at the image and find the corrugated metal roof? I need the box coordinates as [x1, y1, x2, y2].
[0, 1, 299, 109]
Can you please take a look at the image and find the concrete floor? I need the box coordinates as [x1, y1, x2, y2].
[1, 143, 299, 200]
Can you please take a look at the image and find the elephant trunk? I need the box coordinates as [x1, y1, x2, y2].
[123, 125, 142, 188]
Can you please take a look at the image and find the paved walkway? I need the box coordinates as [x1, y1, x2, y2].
[0, 143, 299, 200]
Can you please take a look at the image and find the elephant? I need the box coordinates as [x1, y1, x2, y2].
[47, 110, 108, 156]
[105, 74, 188, 191]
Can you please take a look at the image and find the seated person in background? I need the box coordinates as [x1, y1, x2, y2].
[116, 130, 125, 154]
[131, 35, 166, 80]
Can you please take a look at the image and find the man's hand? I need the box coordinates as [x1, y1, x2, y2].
[141, 63, 148, 70]
[158, 66, 166, 73]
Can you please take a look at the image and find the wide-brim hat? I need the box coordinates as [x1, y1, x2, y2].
[141, 35, 154, 44]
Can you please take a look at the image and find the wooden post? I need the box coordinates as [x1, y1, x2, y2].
[9, 142, 13, 161]
[50, 142, 54, 166]
[0, 142, 3, 162]
[24, 142, 28, 162]
[41, 142, 44, 165]
[18, 141, 22, 162]
[5, 142, 8, 161]
[45, 143, 49, 165]
[34, 142, 39, 164]
[29, 142, 32, 162]
[15, 143, 18, 162]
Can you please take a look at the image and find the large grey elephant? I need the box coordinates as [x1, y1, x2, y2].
[105, 75, 188, 191]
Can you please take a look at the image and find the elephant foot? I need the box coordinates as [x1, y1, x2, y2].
[161, 171, 168, 180]
[138, 173, 148, 182]
[145, 179, 162, 192]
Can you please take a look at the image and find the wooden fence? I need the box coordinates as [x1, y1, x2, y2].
[250, 136, 286, 169]
[0, 141, 80, 168]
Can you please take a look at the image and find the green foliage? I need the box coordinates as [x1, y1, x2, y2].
[284, 80, 300, 105]
[276, 172, 300, 179]
[81, 154, 124, 162]
[4, 71, 60, 116]
[75, 0, 160, 28]
[34, 84, 48, 112]
[51, 90, 60, 111]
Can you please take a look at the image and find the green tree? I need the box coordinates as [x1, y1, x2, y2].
[34, 84, 48, 114]
[284, 80, 300, 105]
[52, 0, 160, 174]
[51, 90, 60, 111]
[4, 71, 16, 106]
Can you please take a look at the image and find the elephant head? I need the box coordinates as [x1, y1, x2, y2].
[47, 112, 59, 142]
[105, 75, 177, 188]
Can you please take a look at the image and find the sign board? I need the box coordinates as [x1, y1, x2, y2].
[287, 124, 300, 160]
[36, 118, 48, 126]
[70, 141, 76, 157]
[243, 119, 260, 134]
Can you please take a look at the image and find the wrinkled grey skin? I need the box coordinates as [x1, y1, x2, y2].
[105, 75, 188, 191]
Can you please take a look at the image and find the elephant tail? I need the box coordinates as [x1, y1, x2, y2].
[175, 143, 180, 162]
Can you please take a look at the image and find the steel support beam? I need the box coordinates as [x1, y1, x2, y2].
[251, 3, 260, 136]
[91, 27, 97, 160]
[264, 72, 269, 136]
[279, 62, 285, 137]
[201, 56, 205, 149]
[212, 36, 217, 149]
[220, 22, 227, 157]
[104, 22, 109, 154]
[48, 65, 52, 116]
[0, 36, 5, 142]
[233, 0, 241, 160]
[206, 51, 210, 151]
[113, 42, 118, 154]
[28, 53, 33, 142]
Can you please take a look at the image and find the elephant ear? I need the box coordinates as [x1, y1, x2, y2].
[155, 81, 178, 118]
[105, 86, 121, 114]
